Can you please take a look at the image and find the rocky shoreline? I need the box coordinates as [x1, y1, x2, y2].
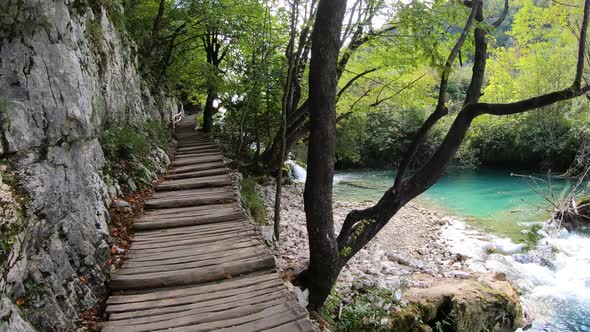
[250, 180, 523, 331]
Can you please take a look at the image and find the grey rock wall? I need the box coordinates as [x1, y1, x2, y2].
[0, 0, 178, 330]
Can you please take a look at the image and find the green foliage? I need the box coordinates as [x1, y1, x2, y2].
[240, 177, 267, 225]
[320, 287, 402, 332]
[99, 120, 173, 190]
[336, 107, 444, 169]
[524, 224, 543, 250]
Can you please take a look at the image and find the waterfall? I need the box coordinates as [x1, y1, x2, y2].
[286, 159, 307, 182]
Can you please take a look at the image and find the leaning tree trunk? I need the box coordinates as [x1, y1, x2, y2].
[302, 0, 348, 310]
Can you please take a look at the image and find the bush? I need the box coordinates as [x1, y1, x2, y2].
[320, 287, 402, 332]
[240, 176, 268, 225]
[99, 120, 173, 190]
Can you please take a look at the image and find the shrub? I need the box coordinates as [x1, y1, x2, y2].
[320, 287, 402, 332]
[99, 120, 173, 190]
[240, 177, 267, 225]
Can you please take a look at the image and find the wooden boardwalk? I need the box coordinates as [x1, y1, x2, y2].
[101, 115, 316, 332]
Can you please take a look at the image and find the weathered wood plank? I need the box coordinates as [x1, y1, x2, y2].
[127, 235, 255, 255]
[174, 152, 222, 159]
[131, 226, 252, 246]
[140, 206, 241, 221]
[132, 224, 249, 243]
[151, 301, 305, 332]
[102, 296, 297, 332]
[167, 162, 226, 174]
[105, 294, 291, 328]
[125, 239, 259, 262]
[115, 246, 269, 275]
[122, 244, 268, 269]
[164, 168, 227, 180]
[144, 193, 236, 209]
[155, 175, 231, 191]
[149, 187, 232, 200]
[133, 220, 247, 239]
[133, 211, 245, 230]
[110, 256, 275, 290]
[141, 203, 239, 217]
[129, 229, 255, 251]
[107, 279, 283, 314]
[107, 273, 279, 305]
[171, 155, 224, 166]
[213, 304, 309, 332]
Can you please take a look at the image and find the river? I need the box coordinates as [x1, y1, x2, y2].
[330, 168, 590, 332]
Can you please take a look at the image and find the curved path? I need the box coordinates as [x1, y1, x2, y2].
[100, 115, 316, 332]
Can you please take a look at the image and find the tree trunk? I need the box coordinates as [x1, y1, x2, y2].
[202, 87, 217, 133]
[302, 0, 348, 310]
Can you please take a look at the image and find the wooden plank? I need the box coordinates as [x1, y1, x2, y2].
[151, 302, 305, 332]
[139, 206, 241, 221]
[133, 224, 249, 243]
[129, 229, 254, 251]
[174, 152, 222, 159]
[124, 239, 259, 262]
[155, 175, 231, 191]
[164, 168, 227, 180]
[150, 186, 232, 199]
[133, 219, 246, 239]
[158, 174, 230, 185]
[141, 203, 239, 217]
[150, 189, 233, 201]
[171, 155, 224, 167]
[107, 273, 279, 305]
[111, 256, 276, 290]
[123, 245, 268, 269]
[213, 304, 308, 332]
[144, 195, 236, 209]
[102, 296, 296, 332]
[176, 142, 218, 149]
[116, 246, 269, 275]
[132, 226, 251, 246]
[175, 148, 219, 154]
[133, 211, 245, 230]
[168, 162, 226, 174]
[127, 234, 255, 255]
[175, 146, 219, 153]
[107, 279, 283, 314]
[105, 293, 291, 328]
[122, 244, 268, 269]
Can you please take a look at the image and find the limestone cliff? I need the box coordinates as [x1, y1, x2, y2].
[0, 0, 179, 330]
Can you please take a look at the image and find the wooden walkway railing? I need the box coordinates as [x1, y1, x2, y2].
[100, 114, 316, 332]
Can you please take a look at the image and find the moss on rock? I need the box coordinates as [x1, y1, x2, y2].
[390, 275, 523, 332]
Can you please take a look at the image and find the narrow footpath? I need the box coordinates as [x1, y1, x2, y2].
[99, 115, 316, 332]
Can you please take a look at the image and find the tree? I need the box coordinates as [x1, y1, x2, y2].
[299, 0, 590, 309]
[259, 0, 397, 171]
[301, 0, 348, 309]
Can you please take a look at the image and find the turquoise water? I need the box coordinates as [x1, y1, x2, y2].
[333, 168, 579, 241]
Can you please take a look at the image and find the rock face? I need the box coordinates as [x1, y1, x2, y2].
[391, 275, 523, 332]
[0, 0, 178, 330]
